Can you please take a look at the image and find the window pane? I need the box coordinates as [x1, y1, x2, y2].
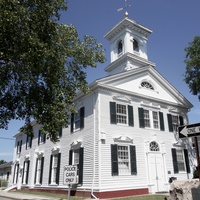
[118, 146, 129, 174]
[144, 110, 150, 127]
[153, 111, 159, 129]
[176, 150, 185, 171]
[172, 115, 178, 132]
[116, 104, 127, 124]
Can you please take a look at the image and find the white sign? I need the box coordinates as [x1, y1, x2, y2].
[179, 123, 200, 138]
[63, 165, 77, 185]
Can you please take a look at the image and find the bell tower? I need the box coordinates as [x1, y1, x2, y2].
[104, 12, 155, 75]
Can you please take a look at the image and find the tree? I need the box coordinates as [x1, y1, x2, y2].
[0, 0, 105, 142]
[184, 36, 200, 100]
[0, 160, 6, 165]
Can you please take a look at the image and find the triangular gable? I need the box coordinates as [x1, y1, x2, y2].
[95, 66, 193, 109]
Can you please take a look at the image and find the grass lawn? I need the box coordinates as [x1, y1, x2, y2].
[15, 190, 168, 200]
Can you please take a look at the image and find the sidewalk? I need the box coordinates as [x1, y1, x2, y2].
[0, 189, 64, 200]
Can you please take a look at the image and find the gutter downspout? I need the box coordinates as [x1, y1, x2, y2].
[91, 90, 98, 199]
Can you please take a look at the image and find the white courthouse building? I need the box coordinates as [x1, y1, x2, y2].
[11, 13, 195, 198]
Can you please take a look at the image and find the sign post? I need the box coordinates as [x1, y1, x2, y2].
[63, 165, 77, 200]
[178, 123, 200, 182]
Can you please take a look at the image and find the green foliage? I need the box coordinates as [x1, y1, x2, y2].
[0, 0, 105, 142]
[184, 36, 200, 100]
[0, 160, 6, 165]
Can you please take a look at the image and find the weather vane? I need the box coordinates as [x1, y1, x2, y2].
[117, 0, 131, 12]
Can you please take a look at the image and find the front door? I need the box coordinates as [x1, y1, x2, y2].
[149, 153, 165, 193]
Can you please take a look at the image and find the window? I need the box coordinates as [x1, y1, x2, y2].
[167, 114, 184, 132]
[56, 128, 62, 138]
[141, 81, 154, 90]
[144, 109, 150, 128]
[117, 104, 127, 124]
[138, 108, 164, 131]
[149, 141, 160, 151]
[16, 140, 22, 154]
[22, 160, 30, 184]
[153, 111, 159, 129]
[118, 40, 123, 54]
[171, 148, 190, 174]
[133, 39, 139, 52]
[49, 153, 61, 185]
[38, 130, 46, 145]
[118, 146, 129, 174]
[71, 107, 85, 132]
[34, 157, 44, 185]
[111, 144, 137, 176]
[26, 135, 32, 149]
[69, 147, 84, 185]
[13, 163, 19, 184]
[110, 102, 134, 126]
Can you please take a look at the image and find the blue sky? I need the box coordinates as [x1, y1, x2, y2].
[0, 0, 200, 162]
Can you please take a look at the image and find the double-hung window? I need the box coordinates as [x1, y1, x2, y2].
[38, 130, 46, 145]
[22, 160, 30, 184]
[111, 144, 137, 176]
[171, 148, 190, 174]
[13, 163, 19, 184]
[69, 147, 84, 185]
[71, 107, 85, 132]
[49, 153, 61, 185]
[116, 104, 127, 124]
[110, 102, 134, 126]
[167, 114, 184, 132]
[16, 140, 22, 154]
[138, 108, 164, 131]
[26, 135, 32, 149]
[34, 157, 44, 185]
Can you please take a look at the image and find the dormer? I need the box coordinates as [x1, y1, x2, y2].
[104, 13, 155, 75]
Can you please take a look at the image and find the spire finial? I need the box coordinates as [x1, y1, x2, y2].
[117, 0, 131, 17]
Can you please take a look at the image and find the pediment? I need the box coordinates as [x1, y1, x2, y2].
[95, 66, 192, 108]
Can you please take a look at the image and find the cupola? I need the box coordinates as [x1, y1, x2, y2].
[104, 13, 155, 75]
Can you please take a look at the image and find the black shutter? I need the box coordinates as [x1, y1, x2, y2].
[26, 160, 30, 184]
[78, 147, 84, 185]
[26, 136, 28, 150]
[43, 133, 46, 143]
[40, 157, 44, 184]
[69, 150, 73, 165]
[49, 155, 53, 184]
[171, 148, 179, 174]
[159, 112, 165, 131]
[71, 113, 74, 133]
[80, 107, 85, 129]
[34, 158, 38, 184]
[19, 140, 22, 153]
[56, 153, 61, 185]
[167, 114, 173, 132]
[111, 144, 118, 176]
[128, 105, 134, 127]
[38, 130, 41, 145]
[22, 161, 25, 183]
[17, 141, 19, 153]
[130, 145, 137, 175]
[184, 149, 190, 173]
[110, 102, 117, 124]
[138, 107, 145, 128]
[30, 136, 32, 148]
[179, 116, 184, 126]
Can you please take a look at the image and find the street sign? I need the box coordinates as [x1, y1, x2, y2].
[63, 165, 77, 185]
[179, 123, 200, 138]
